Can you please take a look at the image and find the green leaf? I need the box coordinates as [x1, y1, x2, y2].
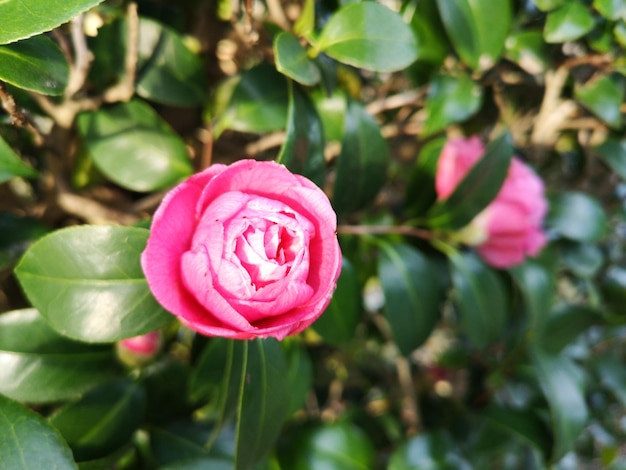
[311, 89, 347, 142]
[546, 191, 608, 242]
[161, 457, 234, 470]
[235, 339, 290, 470]
[575, 75, 624, 129]
[504, 30, 550, 75]
[277, 83, 326, 187]
[531, 350, 588, 460]
[538, 305, 604, 353]
[49, 379, 146, 462]
[0, 394, 77, 469]
[481, 406, 552, 459]
[596, 135, 626, 179]
[405, 0, 448, 67]
[313, 257, 361, 345]
[0, 309, 115, 403]
[379, 243, 445, 355]
[15, 225, 172, 343]
[449, 252, 508, 348]
[388, 431, 469, 470]
[0, 134, 37, 182]
[135, 18, 209, 107]
[316, 2, 418, 72]
[283, 341, 313, 415]
[0, 0, 105, 44]
[0, 212, 49, 270]
[294, 0, 315, 39]
[510, 258, 556, 335]
[422, 73, 483, 136]
[427, 132, 513, 230]
[332, 99, 388, 214]
[149, 422, 213, 466]
[278, 422, 375, 470]
[593, 354, 626, 408]
[532, 0, 566, 11]
[0, 35, 68, 95]
[405, 137, 446, 217]
[141, 359, 191, 425]
[214, 63, 288, 135]
[544, 2, 595, 43]
[594, 0, 626, 21]
[436, 0, 512, 70]
[601, 266, 626, 314]
[274, 32, 320, 86]
[77, 99, 193, 192]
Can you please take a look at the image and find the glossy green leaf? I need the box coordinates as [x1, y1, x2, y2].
[544, 2, 595, 43]
[0, 309, 115, 403]
[405, 0, 448, 67]
[388, 431, 469, 470]
[277, 83, 325, 187]
[0, 35, 68, 95]
[601, 266, 626, 314]
[510, 258, 556, 334]
[575, 75, 623, 128]
[294, 0, 315, 39]
[596, 135, 626, 179]
[0, 394, 77, 469]
[77, 99, 193, 192]
[15, 225, 172, 343]
[316, 2, 418, 72]
[274, 32, 320, 86]
[236, 339, 290, 470]
[161, 457, 234, 470]
[561, 241, 604, 278]
[504, 30, 550, 75]
[135, 18, 208, 107]
[532, 0, 566, 10]
[149, 422, 213, 466]
[0, 134, 37, 182]
[214, 63, 288, 135]
[283, 341, 313, 415]
[141, 359, 191, 425]
[278, 422, 375, 470]
[436, 0, 512, 70]
[332, 99, 388, 213]
[427, 132, 513, 229]
[313, 257, 361, 344]
[379, 242, 445, 355]
[49, 379, 146, 462]
[312, 89, 347, 142]
[539, 305, 604, 353]
[593, 354, 626, 408]
[532, 350, 588, 460]
[0, 0, 105, 44]
[594, 0, 626, 20]
[405, 137, 445, 217]
[546, 191, 608, 242]
[449, 252, 507, 348]
[0, 212, 49, 270]
[481, 406, 552, 458]
[422, 73, 483, 137]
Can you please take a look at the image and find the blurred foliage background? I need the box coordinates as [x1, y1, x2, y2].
[2, 0, 626, 468]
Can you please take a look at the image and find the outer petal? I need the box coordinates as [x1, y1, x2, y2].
[435, 136, 485, 199]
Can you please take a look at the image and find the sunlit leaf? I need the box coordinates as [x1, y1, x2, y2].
[274, 32, 320, 86]
[544, 2, 595, 43]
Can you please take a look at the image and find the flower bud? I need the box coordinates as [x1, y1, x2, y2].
[116, 331, 161, 367]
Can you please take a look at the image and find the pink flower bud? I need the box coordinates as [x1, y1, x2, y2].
[116, 331, 161, 366]
[435, 136, 548, 268]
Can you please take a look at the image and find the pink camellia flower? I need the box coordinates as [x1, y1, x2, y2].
[116, 331, 162, 366]
[435, 136, 548, 268]
[141, 159, 342, 340]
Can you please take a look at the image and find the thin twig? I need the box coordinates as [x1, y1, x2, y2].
[365, 89, 424, 115]
[103, 2, 138, 103]
[0, 81, 45, 145]
[337, 224, 433, 240]
[65, 14, 94, 98]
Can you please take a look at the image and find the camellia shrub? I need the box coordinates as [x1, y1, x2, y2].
[2, 0, 626, 468]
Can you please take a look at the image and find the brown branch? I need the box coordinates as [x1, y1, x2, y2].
[0, 81, 45, 145]
[65, 14, 94, 98]
[103, 2, 138, 103]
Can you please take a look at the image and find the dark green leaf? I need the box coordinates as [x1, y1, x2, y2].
[135, 18, 208, 107]
[601, 266, 626, 314]
[504, 30, 550, 75]
[532, 350, 588, 460]
[379, 243, 445, 355]
[161, 457, 234, 470]
[236, 339, 290, 470]
[561, 241, 604, 278]
[313, 257, 361, 345]
[77, 99, 193, 192]
[405, 0, 448, 67]
[274, 32, 320, 86]
[593, 354, 626, 408]
[0, 309, 115, 403]
[405, 137, 446, 217]
[449, 252, 508, 348]
[141, 359, 191, 425]
[388, 431, 470, 470]
[594, 0, 626, 20]
[538, 305, 604, 353]
[0, 0, 105, 44]
[481, 406, 552, 458]
[0, 212, 49, 270]
[49, 379, 146, 462]
[278, 422, 375, 470]
[316, 2, 418, 72]
[0, 135, 37, 182]
[277, 83, 326, 187]
[0, 394, 77, 469]
[149, 422, 213, 466]
[332, 99, 388, 214]
[544, 2, 595, 43]
[575, 75, 623, 129]
[422, 73, 483, 136]
[214, 63, 288, 135]
[427, 132, 513, 229]
[0, 35, 68, 95]
[546, 191, 608, 242]
[436, 0, 512, 70]
[283, 341, 313, 415]
[596, 135, 626, 179]
[15, 225, 172, 343]
[510, 258, 556, 334]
